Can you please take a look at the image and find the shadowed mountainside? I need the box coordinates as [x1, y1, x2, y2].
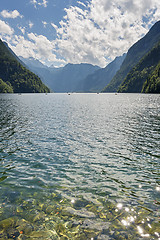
[0, 40, 50, 93]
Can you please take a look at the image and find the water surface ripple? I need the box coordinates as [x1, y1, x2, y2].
[0, 93, 160, 239]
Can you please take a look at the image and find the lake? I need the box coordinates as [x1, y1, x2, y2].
[0, 93, 160, 239]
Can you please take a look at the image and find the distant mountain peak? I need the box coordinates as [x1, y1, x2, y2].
[20, 56, 47, 69]
[78, 53, 126, 93]
[22, 58, 100, 92]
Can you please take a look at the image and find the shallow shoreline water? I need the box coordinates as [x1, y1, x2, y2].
[0, 93, 160, 239]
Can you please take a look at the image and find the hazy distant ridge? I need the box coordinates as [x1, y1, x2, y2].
[78, 54, 126, 92]
[20, 57, 100, 92]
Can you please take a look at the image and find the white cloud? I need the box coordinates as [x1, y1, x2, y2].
[30, 0, 37, 6]
[0, 17, 65, 67]
[30, 0, 38, 8]
[1, 10, 23, 19]
[30, 0, 48, 8]
[0, 19, 14, 35]
[77, 1, 87, 7]
[53, 0, 160, 67]
[42, 21, 47, 28]
[9, 32, 65, 66]
[1, 0, 160, 68]
[29, 21, 34, 29]
[10, 35, 36, 58]
[19, 27, 25, 35]
[51, 22, 58, 31]
[41, 0, 48, 7]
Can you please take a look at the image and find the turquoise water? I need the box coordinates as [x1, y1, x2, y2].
[0, 93, 160, 239]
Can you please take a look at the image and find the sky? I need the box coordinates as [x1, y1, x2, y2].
[0, 0, 160, 68]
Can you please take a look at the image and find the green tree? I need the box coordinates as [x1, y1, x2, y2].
[0, 39, 50, 93]
[0, 79, 13, 93]
[118, 40, 160, 93]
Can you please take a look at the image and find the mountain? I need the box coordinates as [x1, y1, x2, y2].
[142, 61, 160, 93]
[0, 78, 13, 93]
[77, 54, 126, 92]
[20, 57, 50, 69]
[118, 40, 160, 93]
[0, 39, 50, 93]
[20, 56, 61, 90]
[49, 63, 100, 92]
[20, 58, 100, 92]
[103, 20, 160, 92]
[3, 42, 26, 67]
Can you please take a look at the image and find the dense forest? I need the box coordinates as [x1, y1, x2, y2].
[118, 41, 160, 93]
[0, 78, 13, 93]
[142, 62, 160, 93]
[0, 39, 50, 93]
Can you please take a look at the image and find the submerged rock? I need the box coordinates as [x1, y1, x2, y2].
[16, 218, 33, 234]
[73, 199, 90, 210]
[6, 191, 20, 203]
[55, 222, 73, 239]
[65, 207, 96, 218]
[82, 219, 110, 231]
[33, 212, 45, 222]
[45, 205, 55, 214]
[0, 231, 8, 239]
[6, 229, 20, 239]
[16, 206, 23, 213]
[29, 230, 51, 239]
[0, 216, 18, 229]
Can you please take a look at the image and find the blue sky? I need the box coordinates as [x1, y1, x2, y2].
[0, 0, 160, 67]
[0, 0, 79, 40]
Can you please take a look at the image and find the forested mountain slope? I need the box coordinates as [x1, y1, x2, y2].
[102, 21, 160, 92]
[0, 39, 50, 93]
[118, 41, 160, 93]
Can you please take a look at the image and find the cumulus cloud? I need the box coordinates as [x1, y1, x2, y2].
[10, 35, 36, 58]
[0, 18, 64, 67]
[41, 0, 48, 7]
[19, 27, 25, 35]
[0, 19, 14, 35]
[10, 32, 65, 66]
[1, 0, 160, 68]
[54, 0, 160, 67]
[77, 1, 87, 7]
[27, 33, 55, 59]
[30, 0, 48, 8]
[1, 10, 23, 19]
[51, 22, 58, 31]
[29, 21, 34, 29]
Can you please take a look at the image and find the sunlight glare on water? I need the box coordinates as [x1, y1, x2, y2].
[0, 93, 160, 239]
